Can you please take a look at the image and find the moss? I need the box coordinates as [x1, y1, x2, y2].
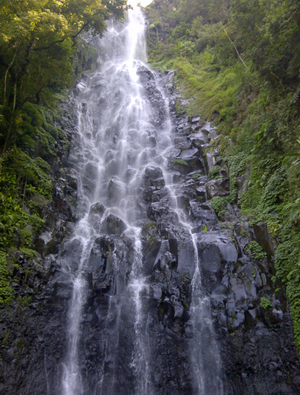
[174, 158, 188, 166]
[20, 248, 38, 259]
[2, 329, 10, 348]
[21, 296, 32, 307]
[191, 173, 202, 179]
[143, 222, 159, 245]
[71, 39, 98, 79]
[209, 165, 220, 179]
[240, 228, 246, 237]
[183, 298, 189, 309]
[17, 339, 24, 350]
[260, 296, 272, 309]
[175, 98, 186, 114]
[271, 275, 277, 284]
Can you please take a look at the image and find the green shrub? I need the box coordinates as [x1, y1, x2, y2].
[245, 241, 267, 261]
[211, 196, 230, 216]
[260, 296, 272, 309]
[0, 252, 13, 305]
[209, 165, 220, 179]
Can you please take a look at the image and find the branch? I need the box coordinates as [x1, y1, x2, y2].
[20, 80, 46, 108]
[32, 38, 66, 51]
[72, 24, 88, 39]
[32, 24, 88, 51]
[4, 43, 20, 103]
[269, 69, 285, 91]
[2, 82, 17, 156]
[221, 22, 248, 70]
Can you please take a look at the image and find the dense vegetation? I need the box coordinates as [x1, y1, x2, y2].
[0, 0, 127, 304]
[145, 0, 300, 351]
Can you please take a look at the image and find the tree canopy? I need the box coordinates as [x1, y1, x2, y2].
[0, 0, 127, 152]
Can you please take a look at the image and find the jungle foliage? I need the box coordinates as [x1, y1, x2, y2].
[0, 0, 127, 304]
[145, 0, 300, 351]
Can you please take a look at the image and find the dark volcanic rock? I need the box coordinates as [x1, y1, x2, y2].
[101, 214, 127, 235]
[206, 177, 230, 199]
[143, 165, 165, 187]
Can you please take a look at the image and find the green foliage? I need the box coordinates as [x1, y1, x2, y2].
[5, 148, 53, 200]
[0, 168, 44, 251]
[245, 241, 267, 261]
[20, 248, 39, 259]
[227, 151, 247, 201]
[175, 98, 186, 114]
[191, 173, 202, 179]
[174, 158, 188, 166]
[209, 165, 220, 179]
[211, 196, 230, 217]
[0, 0, 127, 153]
[260, 296, 272, 309]
[0, 252, 13, 305]
[20, 295, 32, 307]
[143, 222, 159, 245]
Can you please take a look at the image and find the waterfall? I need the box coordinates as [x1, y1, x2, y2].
[60, 6, 224, 395]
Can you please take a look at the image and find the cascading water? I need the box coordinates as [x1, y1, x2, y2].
[60, 5, 224, 395]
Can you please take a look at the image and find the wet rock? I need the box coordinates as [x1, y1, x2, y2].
[144, 241, 162, 275]
[190, 201, 218, 226]
[137, 65, 155, 83]
[88, 203, 106, 231]
[172, 157, 205, 176]
[177, 237, 195, 275]
[88, 236, 114, 272]
[206, 177, 230, 199]
[101, 214, 127, 235]
[189, 130, 209, 147]
[107, 178, 122, 203]
[60, 238, 84, 271]
[143, 166, 165, 188]
[89, 202, 106, 217]
[201, 244, 222, 273]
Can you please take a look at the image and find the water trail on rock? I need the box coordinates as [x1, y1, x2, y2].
[190, 233, 224, 395]
[164, 181, 224, 394]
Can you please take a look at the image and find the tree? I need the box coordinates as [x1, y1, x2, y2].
[0, 0, 128, 153]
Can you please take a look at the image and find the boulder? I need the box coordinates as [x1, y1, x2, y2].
[206, 178, 230, 199]
[100, 214, 127, 235]
[143, 166, 165, 188]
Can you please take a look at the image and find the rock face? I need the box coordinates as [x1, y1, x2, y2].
[0, 53, 300, 395]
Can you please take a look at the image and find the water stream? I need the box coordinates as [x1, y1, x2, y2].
[61, 6, 223, 395]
